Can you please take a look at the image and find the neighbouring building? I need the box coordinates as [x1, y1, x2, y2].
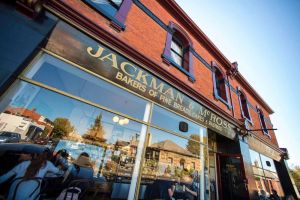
[0, 0, 299, 200]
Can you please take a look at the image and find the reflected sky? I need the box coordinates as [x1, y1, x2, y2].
[26, 53, 148, 120]
[152, 105, 205, 139]
[9, 82, 142, 144]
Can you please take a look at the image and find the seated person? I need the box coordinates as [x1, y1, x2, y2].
[175, 175, 198, 200]
[149, 179, 175, 200]
[51, 149, 69, 171]
[63, 152, 94, 184]
[0, 149, 62, 200]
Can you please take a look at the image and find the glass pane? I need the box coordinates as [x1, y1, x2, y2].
[171, 51, 183, 66]
[151, 105, 206, 143]
[138, 128, 207, 200]
[111, 0, 123, 7]
[260, 154, 276, 172]
[171, 40, 183, 55]
[0, 81, 146, 199]
[254, 176, 269, 197]
[263, 170, 278, 179]
[249, 149, 262, 168]
[85, 0, 119, 17]
[24, 53, 148, 121]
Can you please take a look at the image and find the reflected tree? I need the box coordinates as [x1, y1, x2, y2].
[83, 114, 106, 143]
[187, 134, 200, 156]
[52, 118, 74, 138]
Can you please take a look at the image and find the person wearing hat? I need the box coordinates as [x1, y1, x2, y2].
[63, 152, 94, 182]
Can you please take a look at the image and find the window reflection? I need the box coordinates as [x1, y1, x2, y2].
[0, 82, 145, 199]
[151, 105, 206, 141]
[139, 128, 207, 200]
[249, 149, 284, 198]
[25, 53, 148, 121]
[260, 154, 276, 172]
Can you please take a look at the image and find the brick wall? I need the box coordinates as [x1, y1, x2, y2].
[58, 0, 279, 147]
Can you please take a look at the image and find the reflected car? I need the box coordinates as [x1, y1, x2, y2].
[0, 131, 21, 143]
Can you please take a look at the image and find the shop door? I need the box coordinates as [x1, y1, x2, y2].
[217, 154, 249, 200]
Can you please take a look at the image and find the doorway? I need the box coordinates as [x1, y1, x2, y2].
[217, 154, 249, 200]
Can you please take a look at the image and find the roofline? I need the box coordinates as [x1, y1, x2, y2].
[159, 0, 274, 114]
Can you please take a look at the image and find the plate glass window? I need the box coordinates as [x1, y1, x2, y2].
[0, 52, 152, 199]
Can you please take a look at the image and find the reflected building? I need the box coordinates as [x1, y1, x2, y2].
[0, 107, 54, 140]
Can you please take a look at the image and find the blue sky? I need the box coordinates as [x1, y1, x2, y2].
[176, 0, 300, 166]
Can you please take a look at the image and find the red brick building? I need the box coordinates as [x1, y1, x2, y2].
[0, 0, 299, 200]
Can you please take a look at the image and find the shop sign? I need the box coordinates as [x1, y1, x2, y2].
[45, 22, 237, 139]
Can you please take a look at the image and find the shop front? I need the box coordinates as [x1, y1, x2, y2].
[0, 19, 250, 200]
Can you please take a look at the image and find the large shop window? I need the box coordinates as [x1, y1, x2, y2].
[0, 50, 209, 199]
[249, 149, 284, 198]
[83, 0, 132, 30]
[139, 128, 208, 200]
[238, 89, 252, 122]
[212, 63, 231, 108]
[138, 105, 208, 200]
[162, 22, 195, 82]
[0, 53, 152, 199]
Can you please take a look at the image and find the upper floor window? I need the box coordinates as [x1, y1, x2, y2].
[212, 63, 231, 108]
[238, 88, 252, 122]
[170, 38, 184, 66]
[162, 22, 195, 82]
[257, 108, 269, 136]
[84, 0, 132, 31]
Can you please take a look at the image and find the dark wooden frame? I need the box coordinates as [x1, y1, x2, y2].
[256, 107, 271, 138]
[237, 87, 253, 124]
[216, 153, 249, 200]
[212, 62, 231, 109]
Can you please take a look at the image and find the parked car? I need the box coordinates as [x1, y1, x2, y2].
[0, 131, 21, 143]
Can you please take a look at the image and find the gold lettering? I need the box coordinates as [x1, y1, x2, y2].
[175, 93, 184, 104]
[87, 45, 105, 58]
[210, 113, 216, 122]
[163, 88, 174, 99]
[136, 70, 149, 85]
[116, 72, 123, 80]
[120, 62, 136, 77]
[150, 78, 165, 93]
[199, 107, 208, 117]
[216, 117, 223, 126]
[99, 53, 118, 69]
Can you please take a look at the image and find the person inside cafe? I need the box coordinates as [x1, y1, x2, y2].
[0, 149, 62, 200]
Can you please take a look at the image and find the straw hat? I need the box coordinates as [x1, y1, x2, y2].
[73, 155, 92, 167]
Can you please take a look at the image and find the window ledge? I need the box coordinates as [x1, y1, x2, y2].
[243, 117, 253, 126]
[214, 93, 232, 110]
[263, 131, 271, 139]
[162, 54, 195, 82]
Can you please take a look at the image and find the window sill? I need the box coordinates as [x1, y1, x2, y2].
[214, 93, 232, 110]
[242, 116, 253, 126]
[263, 131, 271, 139]
[162, 54, 195, 82]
